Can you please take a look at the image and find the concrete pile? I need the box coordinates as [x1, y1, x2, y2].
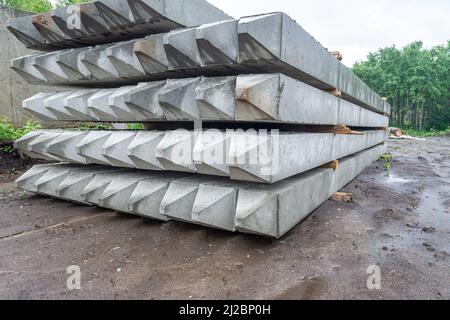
[15, 145, 385, 238]
[11, 1, 390, 238]
[15, 129, 387, 183]
[6, 0, 232, 50]
[11, 12, 389, 114]
[21, 74, 389, 126]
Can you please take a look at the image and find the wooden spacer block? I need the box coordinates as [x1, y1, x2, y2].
[331, 192, 353, 203]
[321, 160, 339, 170]
[331, 125, 364, 135]
[298, 124, 365, 135]
[330, 51, 344, 61]
[327, 88, 342, 97]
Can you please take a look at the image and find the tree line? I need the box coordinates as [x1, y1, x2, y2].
[1, 0, 87, 13]
[353, 41, 449, 130]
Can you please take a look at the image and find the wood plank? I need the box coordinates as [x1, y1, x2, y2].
[326, 88, 342, 97]
[330, 51, 344, 61]
[303, 124, 364, 135]
[331, 192, 353, 202]
[321, 160, 339, 170]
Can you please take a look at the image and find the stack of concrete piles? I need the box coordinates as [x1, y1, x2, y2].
[10, 0, 390, 238]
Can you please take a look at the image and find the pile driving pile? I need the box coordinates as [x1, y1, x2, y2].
[11, 0, 390, 238]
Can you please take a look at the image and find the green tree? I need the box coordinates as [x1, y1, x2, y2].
[1, 0, 89, 13]
[353, 41, 450, 130]
[1, 0, 52, 13]
[53, 0, 89, 8]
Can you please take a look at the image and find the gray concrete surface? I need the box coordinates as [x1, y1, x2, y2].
[0, 5, 56, 126]
[23, 74, 389, 126]
[0, 137, 449, 299]
[6, 0, 232, 51]
[11, 13, 390, 115]
[15, 129, 387, 183]
[15, 144, 387, 238]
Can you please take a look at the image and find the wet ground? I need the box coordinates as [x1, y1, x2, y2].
[0, 137, 449, 300]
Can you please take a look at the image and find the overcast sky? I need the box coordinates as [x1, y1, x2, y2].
[208, 0, 450, 66]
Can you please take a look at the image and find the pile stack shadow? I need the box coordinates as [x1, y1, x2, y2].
[10, 0, 390, 238]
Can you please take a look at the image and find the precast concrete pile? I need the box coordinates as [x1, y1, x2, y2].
[10, 0, 390, 238]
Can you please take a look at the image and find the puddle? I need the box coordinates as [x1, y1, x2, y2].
[276, 277, 328, 300]
[418, 189, 450, 229]
[384, 174, 413, 184]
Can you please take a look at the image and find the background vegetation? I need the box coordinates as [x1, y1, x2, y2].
[353, 41, 449, 131]
[0, 118, 40, 141]
[1, 0, 87, 13]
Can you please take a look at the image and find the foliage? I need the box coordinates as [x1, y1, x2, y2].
[1, 0, 89, 13]
[1, 0, 52, 13]
[0, 118, 41, 141]
[128, 123, 145, 130]
[77, 123, 146, 131]
[0, 144, 14, 154]
[77, 123, 112, 131]
[353, 41, 450, 131]
[53, 0, 89, 8]
[401, 127, 450, 138]
[379, 154, 393, 177]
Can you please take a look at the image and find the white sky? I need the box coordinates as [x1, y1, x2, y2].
[208, 0, 450, 66]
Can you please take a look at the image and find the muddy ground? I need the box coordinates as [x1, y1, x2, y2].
[0, 137, 449, 300]
[0, 145, 48, 184]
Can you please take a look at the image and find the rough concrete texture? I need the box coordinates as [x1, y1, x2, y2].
[23, 74, 389, 127]
[15, 129, 387, 183]
[15, 144, 387, 238]
[11, 12, 390, 115]
[0, 5, 61, 126]
[6, 0, 232, 51]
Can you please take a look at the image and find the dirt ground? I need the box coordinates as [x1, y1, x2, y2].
[0, 137, 449, 300]
[0, 145, 48, 184]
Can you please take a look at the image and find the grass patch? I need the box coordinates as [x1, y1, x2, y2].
[0, 144, 15, 154]
[0, 119, 41, 142]
[380, 154, 393, 177]
[400, 128, 450, 138]
[76, 123, 145, 130]
[77, 123, 112, 130]
[127, 123, 145, 130]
